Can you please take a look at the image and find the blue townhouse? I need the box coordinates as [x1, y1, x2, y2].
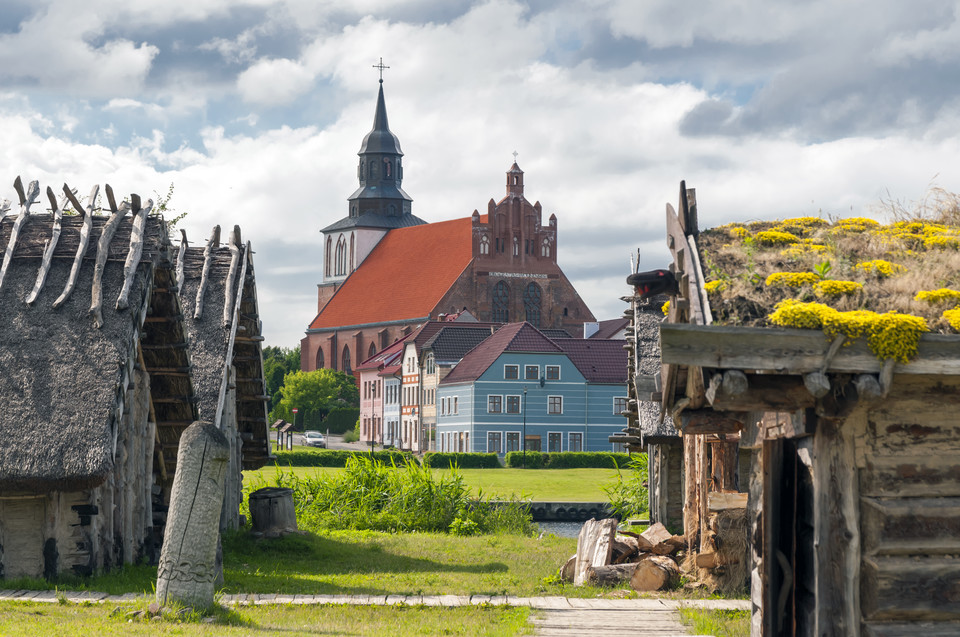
[436, 322, 628, 454]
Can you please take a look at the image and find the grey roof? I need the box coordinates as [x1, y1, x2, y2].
[423, 325, 499, 363]
[359, 83, 403, 155]
[321, 210, 426, 233]
[541, 328, 573, 339]
[0, 207, 193, 492]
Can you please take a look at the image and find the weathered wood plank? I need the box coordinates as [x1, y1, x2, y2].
[861, 556, 960, 621]
[573, 518, 617, 586]
[710, 375, 816, 413]
[661, 323, 960, 375]
[861, 496, 960, 556]
[26, 187, 68, 304]
[863, 621, 960, 636]
[90, 188, 129, 327]
[680, 409, 743, 435]
[860, 455, 960, 498]
[116, 196, 152, 310]
[193, 225, 220, 320]
[707, 491, 748, 511]
[0, 177, 40, 293]
[222, 226, 241, 327]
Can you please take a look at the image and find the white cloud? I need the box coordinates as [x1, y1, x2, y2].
[236, 58, 315, 106]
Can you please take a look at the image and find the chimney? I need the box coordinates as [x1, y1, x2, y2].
[583, 322, 600, 339]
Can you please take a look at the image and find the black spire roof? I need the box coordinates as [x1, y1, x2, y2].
[359, 83, 403, 155]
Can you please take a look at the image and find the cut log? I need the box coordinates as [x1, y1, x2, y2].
[630, 555, 680, 592]
[573, 518, 617, 586]
[640, 522, 673, 547]
[695, 551, 740, 568]
[707, 491, 749, 511]
[194, 225, 220, 320]
[223, 225, 241, 327]
[559, 554, 576, 582]
[587, 562, 640, 587]
[621, 529, 654, 552]
[90, 192, 129, 328]
[611, 536, 638, 564]
[0, 177, 40, 293]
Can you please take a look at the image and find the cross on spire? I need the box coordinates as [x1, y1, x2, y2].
[512, 150, 519, 163]
[373, 57, 390, 83]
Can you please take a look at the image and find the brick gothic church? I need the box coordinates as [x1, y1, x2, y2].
[301, 81, 595, 374]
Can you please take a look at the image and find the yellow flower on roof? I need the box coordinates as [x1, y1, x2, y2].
[765, 272, 820, 288]
[814, 280, 863, 298]
[915, 288, 960, 305]
[704, 280, 727, 294]
[923, 235, 960, 250]
[728, 226, 749, 239]
[943, 308, 960, 332]
[775, 217, 829, 235]
[854, 259, 906, 278]
[661, 300, 670, 316]
[832, 217, 880, 234]
[755, 230, 800, 246]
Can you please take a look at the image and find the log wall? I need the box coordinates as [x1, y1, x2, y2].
[648, 441, 684, 532]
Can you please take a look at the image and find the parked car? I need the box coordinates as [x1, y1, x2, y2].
[302, 431, 326, 448]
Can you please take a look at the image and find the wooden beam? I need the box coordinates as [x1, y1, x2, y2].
[53, 184, 97, 309]
[680, 410, 744, 435]
[710, 374, 817, 412]
[26, 186, 67, 304]
[707, 491, 748, 511]
[662, 322, 960, 376]
[142, 341, 189, 350]
[90, 189, 129, 328]
[223, 225, 241, 327]
[193, 225, 220, 320]
[234, 335, 265, 343]
[0, 176, 39, 292]
[116, 196, 152, 310]
[143, 314, 185, 323]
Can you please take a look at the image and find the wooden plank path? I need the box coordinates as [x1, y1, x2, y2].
[0, 590, 747, 635]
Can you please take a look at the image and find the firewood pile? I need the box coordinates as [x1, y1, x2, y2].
[560, 519, 687, 591]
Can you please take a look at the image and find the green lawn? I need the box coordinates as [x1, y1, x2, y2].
[245, 466, 620, 502]
[0, 601, 534, 636]
[9, 529, 595, 599]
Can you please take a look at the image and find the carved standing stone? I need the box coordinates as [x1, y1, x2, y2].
[156, 421, 229, 609]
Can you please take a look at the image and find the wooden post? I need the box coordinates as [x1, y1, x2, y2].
[248, 487, 298, 537]
[156, 422, 230, 609]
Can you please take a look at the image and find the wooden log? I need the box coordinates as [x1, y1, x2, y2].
[116, 196, 153, 310]
[680, 409, 744, 435]
[193, 225, 221, 320]
[223, 225, 241, 327]
[804, 371, 831, 398]
[630, 555, 680, 592]
[611, 536, 638, 564]
[90, 190, 129, 327]
[26, 186, 68, 304]
[176, 229, 187, 298]
[587, 562, 640, 587]
[573, 518, 617, 586]
[0, 176, 40, 293]
[707, 491, 748, 511]
[711, 375, 816, 412]
[248, 487, 298, 536]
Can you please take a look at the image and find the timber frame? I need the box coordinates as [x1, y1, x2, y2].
[649, 181, 960, 635]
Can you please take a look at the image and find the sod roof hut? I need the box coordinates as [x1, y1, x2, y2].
[177, 225, 272, 529]
[0, 178, 269, 580]
[642, 181, 960, 635]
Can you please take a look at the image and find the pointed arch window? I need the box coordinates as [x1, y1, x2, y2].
[492, 281, 510, 323]
[316, 347, 325, 370]
[513, 237, 519, 256]
[335, 235, 348, 276]
[349, 234, 355, 271]
[480, 235, 489, 255]
[383, 157, 392, 178]
[368, 342, 377, 359]
[523, 282, 542, 327]
[325, 236, 332, 276]
[541, 238, 551, 257]
[342, 346, 352, 376]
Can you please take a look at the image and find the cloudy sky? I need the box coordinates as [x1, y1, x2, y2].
[2, 0, 959, 347]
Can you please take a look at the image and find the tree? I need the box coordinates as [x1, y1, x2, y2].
[269, 369, 358, 424]
[263, 346, 301, 411]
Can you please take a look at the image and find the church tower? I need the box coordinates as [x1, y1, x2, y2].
[320, 78, 425, 287]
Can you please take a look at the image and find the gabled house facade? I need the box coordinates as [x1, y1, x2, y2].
[436, 323, 627, 454]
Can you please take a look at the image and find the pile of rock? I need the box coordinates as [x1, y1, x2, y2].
[560, 519, 686, 591]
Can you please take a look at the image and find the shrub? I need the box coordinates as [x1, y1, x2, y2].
[603, 456, 649, 520]
[854, 259, 905, 278]
[245, 457, 535, 535]
[323, 407, 361, 434]
[814, 280, 862, 298]
[503, 451, 631, 469]
[754, 230, 799, 246]
[273, 449, 413, 467]
[915, 288, 960, 305]
[944, 308, 960, 331]
[764, 272, 820, 288]
[422, 452, 501, 469]
[342, 424, 360, 443]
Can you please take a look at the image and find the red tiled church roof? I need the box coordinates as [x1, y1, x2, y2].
[308, 216, 484, 330]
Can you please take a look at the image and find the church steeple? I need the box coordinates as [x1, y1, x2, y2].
[347, 78, 413, 220]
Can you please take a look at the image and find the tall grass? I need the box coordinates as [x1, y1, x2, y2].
[603, 456, 649, 519]
[243, 456, 536, 536]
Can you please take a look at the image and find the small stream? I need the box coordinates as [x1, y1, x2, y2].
[537, 521, 584, 538]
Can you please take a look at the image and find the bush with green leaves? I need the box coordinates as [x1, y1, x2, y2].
[244, 456, 536, 536]
[503, 451, 632, 469]
[603, 456, 649, 519]
[272, 449, 413, 467]
[422, 452, 501, 469]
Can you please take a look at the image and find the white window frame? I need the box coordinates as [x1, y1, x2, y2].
[505, 394, 521, 414]
[547, 395, 563, 415]
[505, 431, 521, 453]
[568, 432, 583, 453]
[614, 396, 629, 415]
[453, 396, 458, 414]
[487, 431, 503, 454]
[504, 364, 519, 380]
[525, 365, 539, 380]
[487, 395, 503, 413]
[547, 431, 563, 453]
[545, 365, 561, 381]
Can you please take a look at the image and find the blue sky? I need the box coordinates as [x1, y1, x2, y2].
[2, 0, 960, 346]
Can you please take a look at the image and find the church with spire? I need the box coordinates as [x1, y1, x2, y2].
[302, 78, 595, 374]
